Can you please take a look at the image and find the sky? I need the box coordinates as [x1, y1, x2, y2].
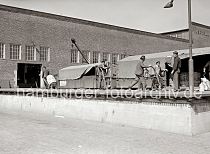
[0, 0, 209, 33]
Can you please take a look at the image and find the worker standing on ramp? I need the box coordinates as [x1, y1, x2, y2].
[42, 66, 49, 89]
[128, 55, 151, 91]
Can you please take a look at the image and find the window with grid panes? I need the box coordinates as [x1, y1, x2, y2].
[40, 47, 49, 61]
[81, 50, 89, 63]
[102, 52, 109, 62]
[10, 44, 21, 60]
[70, 49, 78, 63]
[92, 51, 99, 63]
[25, 45, 35, 61]
[111, 53, 118, 64]
[0, 43, 5, 59]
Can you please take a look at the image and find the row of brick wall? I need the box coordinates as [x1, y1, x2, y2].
[0, 6, 189, 88]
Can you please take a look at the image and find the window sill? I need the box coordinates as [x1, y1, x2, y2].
[9, 59, 21, 61]
[26, 60, 36, 62]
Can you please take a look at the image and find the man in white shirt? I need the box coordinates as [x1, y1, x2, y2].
[203, 61, 210, 80]
[46, 74, 57, 89]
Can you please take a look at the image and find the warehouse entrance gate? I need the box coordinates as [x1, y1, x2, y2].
[17, 63, 42, 88]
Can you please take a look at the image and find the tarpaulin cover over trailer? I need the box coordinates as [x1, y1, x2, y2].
[118, 47, 210, 79]
[59, 63, 100, 80]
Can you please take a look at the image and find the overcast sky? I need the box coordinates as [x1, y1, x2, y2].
[0, 0, 209, 33]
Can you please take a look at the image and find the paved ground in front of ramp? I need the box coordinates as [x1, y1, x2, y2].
[0, 110, 210, 154]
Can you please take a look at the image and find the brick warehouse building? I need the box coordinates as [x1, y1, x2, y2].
[0, 4, 209, 88]
[161, 22, 210, 48]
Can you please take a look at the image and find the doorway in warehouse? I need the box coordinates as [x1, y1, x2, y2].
[17, 63, 42, 88]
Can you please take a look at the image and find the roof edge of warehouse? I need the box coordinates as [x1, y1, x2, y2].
[160, 29, 189, 35]
[0, 4, 189, 43]
[160, 22, 210, 35]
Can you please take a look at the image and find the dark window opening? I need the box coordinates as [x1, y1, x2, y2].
[17, 63, 42, 88]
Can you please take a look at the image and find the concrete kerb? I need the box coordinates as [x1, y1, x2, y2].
[1, 93, 210, 135]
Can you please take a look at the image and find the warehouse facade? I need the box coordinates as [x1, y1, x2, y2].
[161, 22, 210, 48]
[0, 4, 201, 88]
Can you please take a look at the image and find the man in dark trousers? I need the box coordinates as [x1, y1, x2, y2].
[171, 51, 181, 91]
[128, 55, 151, 91]
[203, 61, 210, 80]
[98, 60, 109, 89]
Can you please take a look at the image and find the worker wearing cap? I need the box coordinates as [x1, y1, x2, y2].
[203, 61, 210, 80]
[129, 55, 151, 91]
[171, 51, 181, 91]
[98, 60, 109, 89]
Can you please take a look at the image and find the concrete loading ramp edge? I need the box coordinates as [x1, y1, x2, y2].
[0, 95, 210, 135]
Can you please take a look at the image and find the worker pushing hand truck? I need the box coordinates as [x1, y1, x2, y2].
[145, 62, 167, 90]
[144, 67, 160, 90]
